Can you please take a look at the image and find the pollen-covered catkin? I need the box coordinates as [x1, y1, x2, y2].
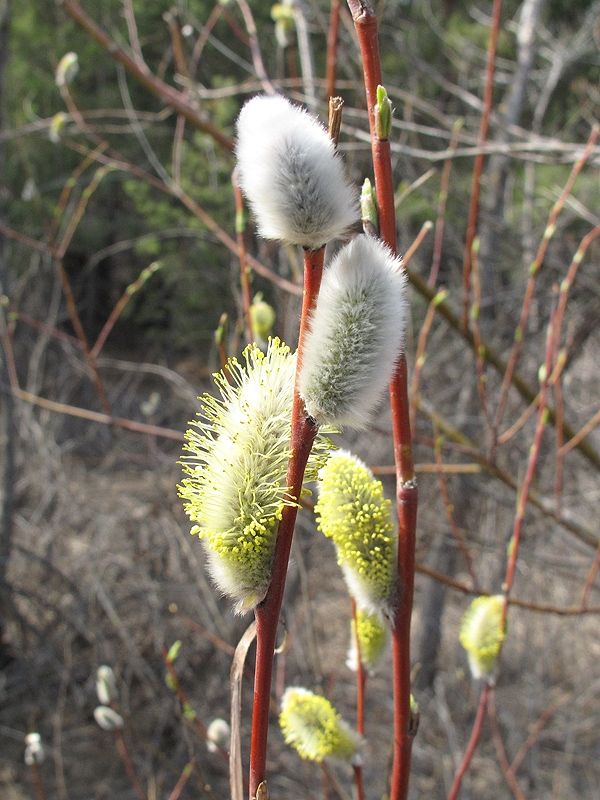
[315, 450, 398, 617]
[298, 234, 407, 429]
[347, 610, 389, 672]
[235, 95, 359, 249]
[178, 339, 330, 614]
[459, 595, 505, 682]
[279, 687, 359, 762]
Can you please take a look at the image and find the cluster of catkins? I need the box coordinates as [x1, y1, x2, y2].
[179, 94, 408, 760]
[179, 94, 407, 618]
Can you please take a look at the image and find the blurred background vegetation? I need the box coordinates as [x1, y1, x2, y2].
[2, 0, 600, 798]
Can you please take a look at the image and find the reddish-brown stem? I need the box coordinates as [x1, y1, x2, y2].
[54, 256, 112, 416]
[402, 220, 432, 269]
[114, 730, 148, 800]
[486, 689, 527, 800]
[501, 313, 555, 632]
[91, 262, 160, 358]
[460, 0, 503, 331]
[249, 247, 324, 799]
[326, 0, 341, 100]
[347, 5, 417, 798]
[30, 763, 47, 800]
[446, 683, 490, 800]
[470, 241, 493, 429]
[508, 695, 567, 778]
[234, 181, 253, 344]
[191, 3, 225, 77]
[167, 763, 194, 800]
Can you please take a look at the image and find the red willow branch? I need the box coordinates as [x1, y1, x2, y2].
[346, 3, 417, 799]
[249, 246, 325, 800]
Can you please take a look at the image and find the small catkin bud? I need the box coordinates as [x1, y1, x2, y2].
[56, 52, 79, 87]
[279, 687, 359, 763]
[96, 665, 118, 705]
[236, 95, 359, 249]
[459, 595, 505, 683]
[94, 706, 124, 732]
[299, 234, 407, 429]
[206, 718, 231, 753]
[360, 178, 379, 235]
[347, 610, 389, 672]
[49, 112, 68, 143]
[315, 450, 397, 616]
[375, 85, 393, 139]
[250, 292, 276, 346]
[178, 339, 331, 614]
[24, 733, 45, 766]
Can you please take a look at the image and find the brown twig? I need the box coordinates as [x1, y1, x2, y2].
[433, 425, 478, 589]
[460, 0, 503, 330]
[447, 683, 490, 800]
[57, 0, 234, 151]
[91, 262, 161, 358]
[486, 688, 527, 800]
[491, 125, 599, 453]
[233, 179, 253, 344]
[501, 312, 555, 632]
[114, 729, 148, 800]
[402, 220, 433, 269]
[429, 119, 462, 287]
[409, 288, 448, 433]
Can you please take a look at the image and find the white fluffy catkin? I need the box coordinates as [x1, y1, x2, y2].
[298, 235, 407, 428]
[235, 95, 359, 249]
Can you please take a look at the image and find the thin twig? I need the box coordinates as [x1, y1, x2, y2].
[486, 689, 527, 800]
[460, 0, 503, 330]
[446, 683, 490, 800]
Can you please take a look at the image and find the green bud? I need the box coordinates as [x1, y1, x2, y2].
[360, 178, 379, 234]
[167, 640, 182, 663]
[375, 85, 393, 139]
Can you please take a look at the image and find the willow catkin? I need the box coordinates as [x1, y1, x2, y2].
[236, 94, 359, 249]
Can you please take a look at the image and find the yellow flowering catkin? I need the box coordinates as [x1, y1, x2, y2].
[459, 595, 505, 682]
[178, 338, 330, 614]
[315, 450, 397, 616]
[347, 610, 389, 672]
[279, 687, 358, 762]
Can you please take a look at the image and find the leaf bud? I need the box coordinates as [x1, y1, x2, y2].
[96, 665, 118, 705]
